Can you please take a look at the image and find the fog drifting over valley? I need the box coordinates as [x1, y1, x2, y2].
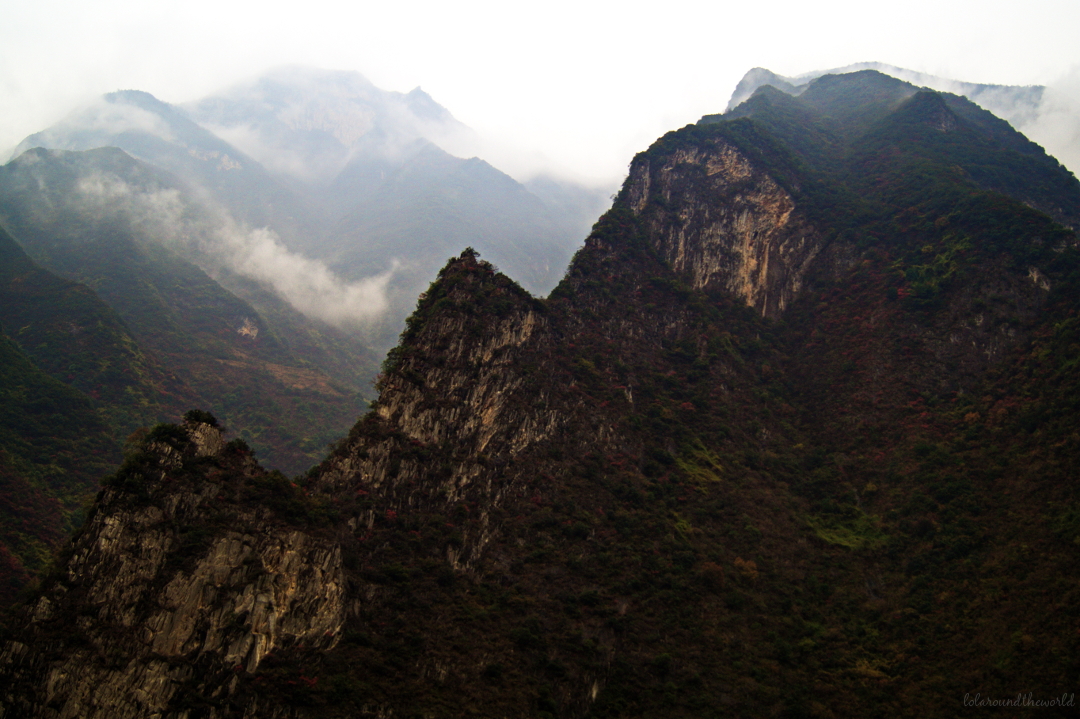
[72, 170, 395, 327]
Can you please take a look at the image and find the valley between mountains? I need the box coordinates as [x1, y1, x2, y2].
[2, 68, 1080, 717]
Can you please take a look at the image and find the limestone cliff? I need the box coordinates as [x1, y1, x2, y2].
[624, 137, 821, 317]
[0, 418, 344, 718]
[317, 250, 566, 570]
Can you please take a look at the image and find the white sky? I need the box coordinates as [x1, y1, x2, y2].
[2, 0, 1079, 185]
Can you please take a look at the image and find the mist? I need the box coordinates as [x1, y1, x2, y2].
[9, 97, 177, 161]
[1023, 68, 1080, 175]
[72, 170, 395, 328]
[227, 227, 394, 325]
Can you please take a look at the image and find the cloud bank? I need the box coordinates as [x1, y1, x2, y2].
[73, 170, 393, 327]
[1023, 68, 1080, 175]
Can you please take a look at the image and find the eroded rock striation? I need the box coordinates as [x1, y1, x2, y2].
[1, 419, 345, 718]
[626, 138, 822, 317]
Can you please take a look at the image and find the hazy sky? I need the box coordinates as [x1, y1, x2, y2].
[3, 0, 1079, 185]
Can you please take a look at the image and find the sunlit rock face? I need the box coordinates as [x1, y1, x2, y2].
[626, 139, 821, 317]
[0, 420, 345, 719]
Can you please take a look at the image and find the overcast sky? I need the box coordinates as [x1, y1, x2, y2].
[2, 0, 1079, 185]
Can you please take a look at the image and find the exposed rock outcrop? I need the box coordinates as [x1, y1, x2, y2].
[318, 251, 568, 569]
[625, 138, 822, 317]
[0, 420, 344, 718]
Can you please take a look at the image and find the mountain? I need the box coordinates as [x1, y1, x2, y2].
[0, 224, 178, 436]
[0, 224, 187, 602]
[12, 68, 610, 352]
[323, 141, 589, 301]
[4, 69, 1080, 717]
[12, 88, 323, 247]
[711, 70, 1080, 231]
[0, 330, 117, 606]
[183, 65, 477, 187]
[725, 62, 1080, 185]
[0, 147, 377, 474]
[726, 62, 1046, 128]
[185, 66, 609, 336]
[0, 66, 604, 610]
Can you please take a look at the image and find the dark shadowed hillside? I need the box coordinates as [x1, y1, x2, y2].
[2, 70, 1078, 718]
[0, 225, 182, 435]
[0, 332, 117, 606]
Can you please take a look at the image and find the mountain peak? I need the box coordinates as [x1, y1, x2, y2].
[726, 67, 800, 110]
[405, 85, 454, 124]
[184, 65, 472, 183]
[727, 63, 1047, 135]
[896, 89, 961, 132]
[102, 89, 171, 111]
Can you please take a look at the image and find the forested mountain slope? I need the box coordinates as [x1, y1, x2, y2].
[2, 70, 1078, 718]
[0, 225, 180, 435]
[0, 148, 375, 474]
[0, 332, 117, 606]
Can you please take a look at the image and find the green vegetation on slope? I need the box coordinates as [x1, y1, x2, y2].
[0, 224, 171, 436]
[0, 333, 117, 604]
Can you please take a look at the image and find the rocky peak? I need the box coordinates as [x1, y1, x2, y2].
[316, 248, 561, 569]
[0, 414, 345, 718]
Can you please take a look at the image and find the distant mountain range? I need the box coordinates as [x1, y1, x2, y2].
[1, 65, 613, 454]
[183, 65, 479, 187]
[11, 67, 611, 329]
[0, 67, 611, 599]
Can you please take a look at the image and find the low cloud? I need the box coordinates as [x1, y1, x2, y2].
[73, 171, 393, 327]
[13, 98, 175, 159]
[226, 226, 394, 324]
[1021, 68, 1080, 176]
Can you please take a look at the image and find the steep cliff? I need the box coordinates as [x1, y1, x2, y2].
[1, 415, 345, 718]
[624, 135, 822, 317]
[3, 70, 1080, 718]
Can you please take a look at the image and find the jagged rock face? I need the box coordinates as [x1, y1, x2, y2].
[0, 421, 344, 719]
[317, 253, 567, 569]
[624, 138, 821, 317]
